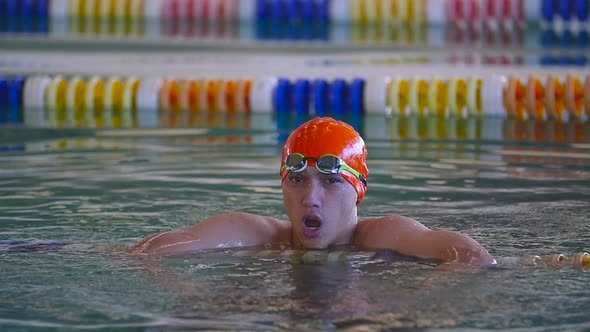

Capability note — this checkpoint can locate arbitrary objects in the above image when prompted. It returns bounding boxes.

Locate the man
[132,117,496,266]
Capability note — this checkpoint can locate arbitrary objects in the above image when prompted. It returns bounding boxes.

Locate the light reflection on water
[0,114,589,330]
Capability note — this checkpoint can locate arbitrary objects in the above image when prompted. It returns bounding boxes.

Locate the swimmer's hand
[355,215,496,266]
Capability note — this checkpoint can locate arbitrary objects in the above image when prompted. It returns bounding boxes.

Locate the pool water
[1,113,589,331]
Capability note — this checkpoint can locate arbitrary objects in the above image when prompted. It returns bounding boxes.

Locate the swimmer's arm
[130,212,291,255]
[355,216,496,266]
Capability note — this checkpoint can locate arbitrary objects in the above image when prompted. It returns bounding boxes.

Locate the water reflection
[364,114,590,144]
[387,114,590,144]
[125,110,526,145]
[1,110,589,330]
[165,249,452,329]
[3,113,590,153]
[287,264,371,324]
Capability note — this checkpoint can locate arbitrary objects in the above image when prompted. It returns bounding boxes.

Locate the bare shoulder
[187,212,290,233]
[355,215,496,265]
[132,212,291,255]
[183,212,291,242]
[184,212,292,247]
[356,215,429,238]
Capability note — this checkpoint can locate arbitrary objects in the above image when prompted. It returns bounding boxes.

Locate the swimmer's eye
[288,175,304,183]
[322,175,344,184]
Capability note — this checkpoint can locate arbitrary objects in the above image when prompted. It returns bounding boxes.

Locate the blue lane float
[8,76,25,123]
[270,0,287,25]
[294,79,310,115]
[287,0,302,25]
[331,78,350,114]
[275,78,292,114]
[36,0,49,33]
[0,76,9,123]
[313,78,330,116]
[318,0,329,23]
[542,0,556,22]
[22,0,35,32]
[301,0,315,22]
[350,78,365,115]
[5,0,21,33]
[256,0,271,21]
[577,0,589,21]
[558,0,573,21]
[270,77,368,115]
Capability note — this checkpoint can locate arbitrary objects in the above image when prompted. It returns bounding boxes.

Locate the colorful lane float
[0,0,588,51]
[503,74,590,122]
[515,252,590,267]
[1,73,589,130]
[0,76,25,124]
[15,75,257,128]
[1,0,587,32]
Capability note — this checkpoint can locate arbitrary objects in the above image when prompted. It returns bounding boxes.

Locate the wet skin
[282,167,358,249]
[132,167,496,266]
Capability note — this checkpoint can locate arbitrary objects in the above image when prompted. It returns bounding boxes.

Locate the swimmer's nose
[302,179,323,208]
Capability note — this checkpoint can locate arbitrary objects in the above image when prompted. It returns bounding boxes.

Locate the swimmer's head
[281,117,369,204]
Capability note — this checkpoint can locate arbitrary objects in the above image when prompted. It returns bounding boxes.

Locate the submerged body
[132,117,495,266]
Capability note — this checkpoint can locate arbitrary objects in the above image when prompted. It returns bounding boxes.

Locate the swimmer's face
[282,166,358,249]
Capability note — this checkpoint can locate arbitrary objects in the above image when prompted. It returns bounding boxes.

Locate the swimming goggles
[282,153,367,186]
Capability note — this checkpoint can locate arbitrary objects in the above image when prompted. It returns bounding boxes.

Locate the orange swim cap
[281,117,369,204]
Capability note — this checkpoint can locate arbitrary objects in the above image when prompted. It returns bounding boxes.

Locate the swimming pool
[1,113,589,331]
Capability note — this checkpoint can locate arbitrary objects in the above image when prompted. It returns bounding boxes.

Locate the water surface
[1,114,589,331]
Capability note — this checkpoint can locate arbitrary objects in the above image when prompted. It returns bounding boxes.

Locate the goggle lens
[284,154,340,174]
[316,156,341,173]
[284,154,304,172]
[282,153,366,185]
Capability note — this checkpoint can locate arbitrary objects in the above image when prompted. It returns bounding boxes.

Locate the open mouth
[302,216,322,238]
